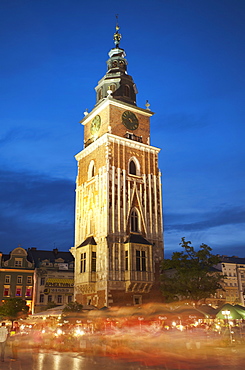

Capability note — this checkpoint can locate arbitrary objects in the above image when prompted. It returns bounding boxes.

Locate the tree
[46,301,59,310]
[161,237,224,303]
[0,298,29,323]
[62,301,83,313]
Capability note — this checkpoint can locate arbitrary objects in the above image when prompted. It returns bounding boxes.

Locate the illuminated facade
[0,247,34,312]
[207,256,245,307]
[71,25,164,308]
[28,248,74,313]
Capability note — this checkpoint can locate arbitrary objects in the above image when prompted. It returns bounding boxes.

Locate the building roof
[124,233,152,245]
[77,236,97,248]
[27,248,74,265]
[219,255,245,265]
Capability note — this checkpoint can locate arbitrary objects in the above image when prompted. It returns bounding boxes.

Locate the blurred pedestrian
[9,322,20,361]
[0,322,8,362]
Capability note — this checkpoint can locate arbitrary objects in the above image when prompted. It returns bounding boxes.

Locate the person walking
[0,322,8,362]
[10,322,20,361]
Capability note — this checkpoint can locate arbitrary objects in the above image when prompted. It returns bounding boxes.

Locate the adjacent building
[205,256,245,307]
[0,247,74,313]
[70,25,164,308]
[0,247,35,312]
[27,248,74,313]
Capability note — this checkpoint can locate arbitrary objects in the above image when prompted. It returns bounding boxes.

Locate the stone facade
[71,31,164,308]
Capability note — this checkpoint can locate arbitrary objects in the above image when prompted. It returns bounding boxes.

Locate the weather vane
[113,14,122,48]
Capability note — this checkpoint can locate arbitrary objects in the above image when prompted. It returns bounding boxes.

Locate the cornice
[75,133,160,161]
[80,97,154,126]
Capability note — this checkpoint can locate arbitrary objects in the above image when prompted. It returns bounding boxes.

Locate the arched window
[129,160,136,175]
[124,85,130,97]
[130,208,139,232]
[88,160,95,179]
[109,84,116,92]
[98,88,103,100]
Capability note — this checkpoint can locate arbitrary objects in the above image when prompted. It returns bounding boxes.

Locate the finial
[145,100,151,110]
[84,108,88,116]
[107,89,113,97]
[113,14,122,48]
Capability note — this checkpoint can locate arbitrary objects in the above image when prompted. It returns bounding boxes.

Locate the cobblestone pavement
[1,347,245,370]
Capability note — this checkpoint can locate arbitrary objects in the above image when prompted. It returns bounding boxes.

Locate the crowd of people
[0,315,245,367]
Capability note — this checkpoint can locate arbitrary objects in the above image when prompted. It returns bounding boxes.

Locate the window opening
[136,250,147,272]
[129,160,136,175]
[98,88,103,100]
[39,294,44,303]
[3,287,10,297]
[14,258,22,267]
[131,209,139,232]
[91,251,96,272]
[25,288,32,297]
[68,296,72,303]
[125,250,128,271]
[124,85,130,97]
[80,253,86,273]
[5,275,10,284]
[16,287,22,297]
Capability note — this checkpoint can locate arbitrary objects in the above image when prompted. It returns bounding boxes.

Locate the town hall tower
[70,25,164,308]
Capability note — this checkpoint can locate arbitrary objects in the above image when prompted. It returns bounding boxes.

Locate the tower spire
[113,14,122,48]
[94,17,137,106]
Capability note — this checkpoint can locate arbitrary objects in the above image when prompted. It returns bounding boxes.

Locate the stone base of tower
[75,280,164,309]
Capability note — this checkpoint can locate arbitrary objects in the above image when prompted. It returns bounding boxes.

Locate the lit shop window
[25,288,32,297]
[15,287,22,297]
[3,287,10,297]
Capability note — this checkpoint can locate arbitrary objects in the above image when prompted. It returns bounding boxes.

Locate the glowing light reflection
[36,351,45,370]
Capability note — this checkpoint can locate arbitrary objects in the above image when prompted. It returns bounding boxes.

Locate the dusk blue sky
[1,0,244,258]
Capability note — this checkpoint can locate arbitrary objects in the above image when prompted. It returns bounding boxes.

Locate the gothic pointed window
[129,157,140,176]
[88,160,95,179]
[130,208,139,232]
[129,160,136,175]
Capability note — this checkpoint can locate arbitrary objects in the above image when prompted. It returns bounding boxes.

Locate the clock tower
[70,25,164,308]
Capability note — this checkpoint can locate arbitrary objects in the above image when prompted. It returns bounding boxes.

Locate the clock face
[90,115,101,135]
[122,111,139,130]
